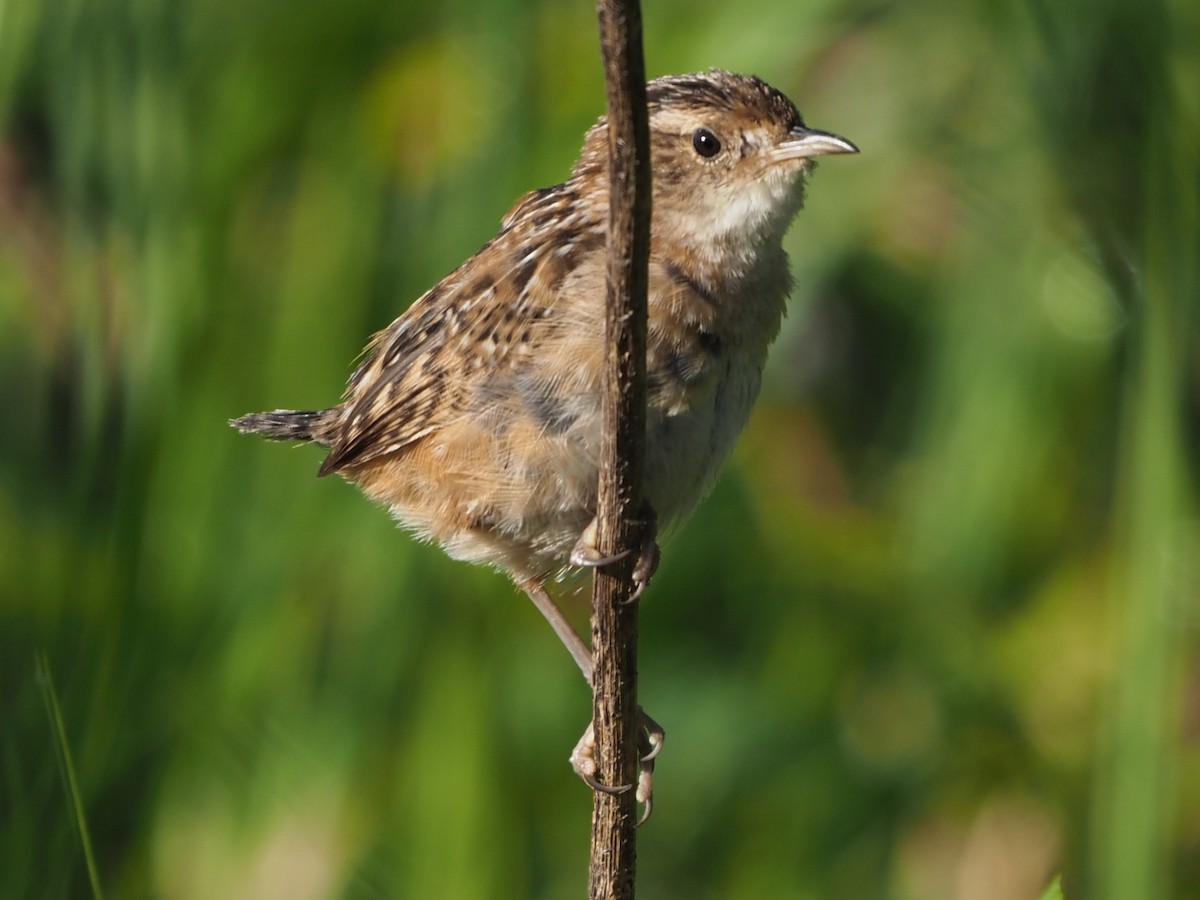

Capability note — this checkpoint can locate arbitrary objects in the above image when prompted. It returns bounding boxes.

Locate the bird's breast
[642,341,766,532]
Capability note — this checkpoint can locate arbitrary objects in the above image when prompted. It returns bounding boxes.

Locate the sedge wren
[233,69,857,815]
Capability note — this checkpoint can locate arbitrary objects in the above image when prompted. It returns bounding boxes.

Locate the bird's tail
[230,409,332,446]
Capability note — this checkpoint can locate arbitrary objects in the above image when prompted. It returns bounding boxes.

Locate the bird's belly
[354,353,762,577]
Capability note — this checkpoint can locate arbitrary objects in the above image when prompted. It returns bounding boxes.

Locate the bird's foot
[569,708,665,825]
[569,506,660,601]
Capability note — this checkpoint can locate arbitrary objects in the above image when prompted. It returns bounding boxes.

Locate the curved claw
[629,537,660,599]
[572,506,661,604]
[571,519,626,569]
[636,794,653,827]
[571,723,635,794]
[639,711,666,763]
[580,770,632,795]
[633,708,661,823]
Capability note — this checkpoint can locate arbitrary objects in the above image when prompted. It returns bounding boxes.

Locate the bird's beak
[773,126,859,160]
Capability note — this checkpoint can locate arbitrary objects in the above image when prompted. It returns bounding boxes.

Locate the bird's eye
[692,128,722,158]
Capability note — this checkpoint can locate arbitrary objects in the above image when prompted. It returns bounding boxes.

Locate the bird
[232,68,857,818]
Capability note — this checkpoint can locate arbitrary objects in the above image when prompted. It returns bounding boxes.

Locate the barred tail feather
[230,409,330,445]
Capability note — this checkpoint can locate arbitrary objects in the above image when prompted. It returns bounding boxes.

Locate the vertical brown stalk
[587,0,651,897]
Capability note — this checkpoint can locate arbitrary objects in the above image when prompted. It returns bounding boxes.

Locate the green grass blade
[37,652,105,900]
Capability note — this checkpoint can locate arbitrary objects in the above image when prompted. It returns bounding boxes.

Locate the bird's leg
[568,504,660,601]
[517,574,664,822]
[518,575,594,685]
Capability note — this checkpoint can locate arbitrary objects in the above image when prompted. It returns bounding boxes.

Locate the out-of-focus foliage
[1,0,1196,897]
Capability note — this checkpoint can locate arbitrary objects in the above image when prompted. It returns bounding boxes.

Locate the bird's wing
[319,185,602,475]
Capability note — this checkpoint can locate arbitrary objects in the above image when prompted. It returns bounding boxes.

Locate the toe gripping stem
[570,708,665,826]
[570,503,660,602]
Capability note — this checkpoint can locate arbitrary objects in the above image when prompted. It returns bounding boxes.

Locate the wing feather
[319,185,591,475]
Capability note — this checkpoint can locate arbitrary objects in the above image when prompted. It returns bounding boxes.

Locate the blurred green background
[2,0,1197,897]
